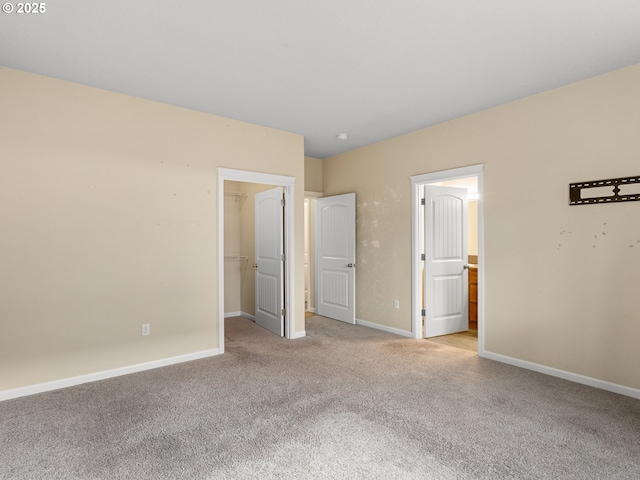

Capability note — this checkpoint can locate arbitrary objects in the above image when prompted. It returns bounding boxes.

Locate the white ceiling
[2,1,640,158]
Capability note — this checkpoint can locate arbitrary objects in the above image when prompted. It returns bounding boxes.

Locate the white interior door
[255,187,284,336]
[423,185,468,338]
[316,193,356,324]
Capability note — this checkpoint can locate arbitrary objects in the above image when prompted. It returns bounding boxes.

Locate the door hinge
[421,198,425,205]
[281,198,285,207]
[281,253,286,261]
[421,309,426,317]
[421,253,425,261]
[281,308,286,317]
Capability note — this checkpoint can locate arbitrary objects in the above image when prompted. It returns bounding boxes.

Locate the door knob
[347,263,357,268]
[463,264,469,270]
[253,263,258,268]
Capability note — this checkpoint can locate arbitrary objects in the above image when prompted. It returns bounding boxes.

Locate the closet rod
[224,191,247,198]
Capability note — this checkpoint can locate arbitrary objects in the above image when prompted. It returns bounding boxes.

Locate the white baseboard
[356,318,413,338]
[482,350,640,400]
[290,330,306,339]
[306,307,316,314]
[0,348,221,402]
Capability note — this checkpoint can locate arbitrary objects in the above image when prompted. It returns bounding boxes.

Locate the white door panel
[424,186,468,338]
[316,193,356,324]
[255,187,284,336]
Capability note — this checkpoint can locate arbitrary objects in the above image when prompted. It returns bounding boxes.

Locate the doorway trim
[218,168,297,353]
[410,164,485,355]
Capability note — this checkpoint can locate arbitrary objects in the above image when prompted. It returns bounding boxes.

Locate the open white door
[316,193,356,324]
[423,186,468,338]
[255,187,284,336]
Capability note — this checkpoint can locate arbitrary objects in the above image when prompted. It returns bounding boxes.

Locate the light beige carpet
[1,316,638,479]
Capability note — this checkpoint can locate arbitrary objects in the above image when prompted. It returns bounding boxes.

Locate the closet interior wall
[224,181,244,316]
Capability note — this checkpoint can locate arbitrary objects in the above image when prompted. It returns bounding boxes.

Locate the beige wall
[304,156,323,192]
[0,67,304,391]
[323,63,640,390]
[223,181,244,314]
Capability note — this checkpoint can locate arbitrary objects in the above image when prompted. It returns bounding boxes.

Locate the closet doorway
[217,168,296,353]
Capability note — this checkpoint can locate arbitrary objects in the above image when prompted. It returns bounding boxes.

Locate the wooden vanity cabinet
[468,265,478,329]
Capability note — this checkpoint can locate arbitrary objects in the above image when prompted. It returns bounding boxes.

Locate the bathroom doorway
[411,165,484,355]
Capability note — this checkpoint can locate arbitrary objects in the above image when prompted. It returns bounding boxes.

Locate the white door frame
[410,164,484,356]
[218,168,296,353]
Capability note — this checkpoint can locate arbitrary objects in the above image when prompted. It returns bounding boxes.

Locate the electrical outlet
[141,323,150,336]
[394,300,400,309]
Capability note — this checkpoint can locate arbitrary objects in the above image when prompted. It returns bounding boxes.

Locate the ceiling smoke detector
[336,133,348,140]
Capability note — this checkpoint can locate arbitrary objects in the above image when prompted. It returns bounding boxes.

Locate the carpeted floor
[1,315,639,479]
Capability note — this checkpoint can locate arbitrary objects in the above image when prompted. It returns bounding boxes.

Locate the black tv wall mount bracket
[569,175,640,206]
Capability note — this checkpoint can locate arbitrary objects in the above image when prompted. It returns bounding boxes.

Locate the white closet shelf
[224,255,249,261]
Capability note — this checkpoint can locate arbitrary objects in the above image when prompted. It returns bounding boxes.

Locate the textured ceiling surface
[2,1,640,158]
